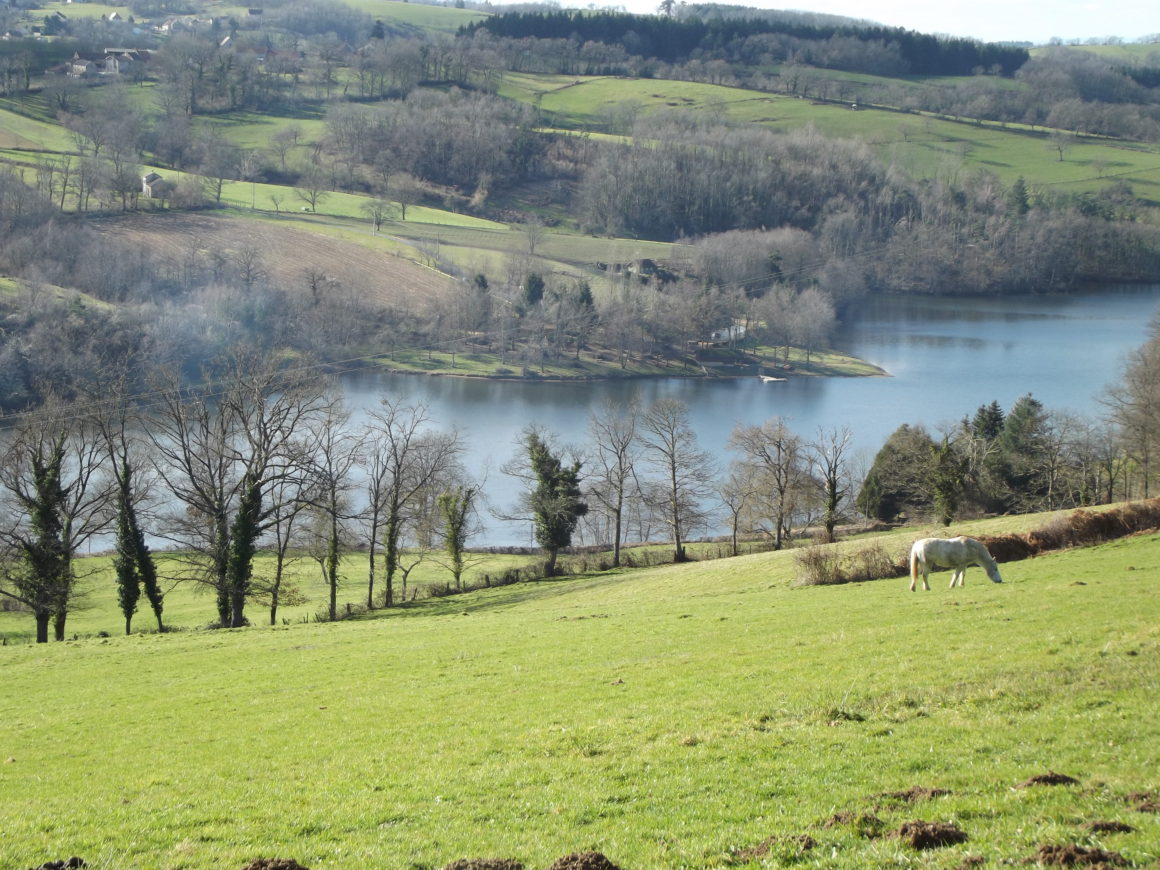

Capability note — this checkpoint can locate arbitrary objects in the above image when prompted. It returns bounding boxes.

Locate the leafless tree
[363,397,462,606]
[730,418,809,550]
[300,398,363,622]
[639,398,716,562]
[719,461,760,557]
[391,172,422,221]
[255,471,311,626]
[1104,318,1160,497]
[146,354,329,628]
[585,397,641,566]
[806,425,854,543]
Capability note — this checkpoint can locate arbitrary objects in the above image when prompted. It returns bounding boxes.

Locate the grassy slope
[0,517,1156,869]
[343,0,488,32]
[1029,43,1160,62]
[505,74,1160,199]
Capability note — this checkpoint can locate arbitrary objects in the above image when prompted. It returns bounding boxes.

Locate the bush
[1116,497,1160,532]
[976,533,1036,562]
[846,541,898,582]
[795,544,844,586]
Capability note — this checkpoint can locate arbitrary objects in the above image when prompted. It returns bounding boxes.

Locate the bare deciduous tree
[806,425,854,543]
[639,398,715,563]
[147,354,328,628]
[364,397,462,606]
[1105,319,1160,497]
[730,417,808,550]
[300,398,362,622]
[585,397,640,567]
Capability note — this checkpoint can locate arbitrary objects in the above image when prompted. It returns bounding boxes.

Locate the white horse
[909,536,1003,591]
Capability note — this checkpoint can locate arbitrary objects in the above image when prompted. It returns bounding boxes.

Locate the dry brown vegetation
[89,212,455,311]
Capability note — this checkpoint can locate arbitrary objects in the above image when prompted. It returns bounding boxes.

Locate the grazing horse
[909,536,1003,591]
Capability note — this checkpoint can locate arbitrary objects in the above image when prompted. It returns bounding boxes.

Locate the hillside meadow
[506,74,1160,199]
[0,518,1156,869]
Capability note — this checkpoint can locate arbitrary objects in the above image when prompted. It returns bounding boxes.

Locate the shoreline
[357,349,891,383]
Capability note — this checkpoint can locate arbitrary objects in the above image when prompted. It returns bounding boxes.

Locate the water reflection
[344,286,1160,545]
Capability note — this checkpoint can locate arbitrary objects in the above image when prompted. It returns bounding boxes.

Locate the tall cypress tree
[113,498,140,636]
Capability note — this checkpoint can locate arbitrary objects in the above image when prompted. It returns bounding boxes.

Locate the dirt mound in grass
[1026,844,1127,866]
[731,834,816,861]
[1127,791,1158,812]
[876,786,952,803]
[1083,821,1134,834]
[239,860,310,870]
[821,811,886,837]
[28,860,86,870]
[443,860,523,870]
[545,852,622,870]
[1018,771,1080,787]
[895,820,968,850]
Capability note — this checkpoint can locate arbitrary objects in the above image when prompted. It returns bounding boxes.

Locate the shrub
[1117,497,1160,532]
[846,541,898,582]
[977,533,1036,563]
[795,544,844,586]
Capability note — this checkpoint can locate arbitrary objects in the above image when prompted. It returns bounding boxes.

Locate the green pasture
[0,516,1156,869]
[343,0,488,33]
[509,73,1160,195]
[22,0,132,21]
[1029,42,1160,61]
[0,549,543,644]
[0,103,75,152]
[202,109,329,153]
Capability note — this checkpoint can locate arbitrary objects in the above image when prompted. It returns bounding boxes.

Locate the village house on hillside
[141,172,175,200]
[48,49,152,78]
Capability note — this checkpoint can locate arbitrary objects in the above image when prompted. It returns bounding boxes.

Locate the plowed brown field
[89,211,455,310]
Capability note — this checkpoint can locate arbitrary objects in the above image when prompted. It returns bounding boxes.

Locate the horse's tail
[909,544,919,584]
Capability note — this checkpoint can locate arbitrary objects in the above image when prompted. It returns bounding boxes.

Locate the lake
[345,285,1160,545]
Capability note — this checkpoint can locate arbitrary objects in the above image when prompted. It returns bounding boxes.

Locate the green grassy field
[504,74,1160,197]
[1029,43,1160,62]
[345,0,488,33]
[0,515,1156,869]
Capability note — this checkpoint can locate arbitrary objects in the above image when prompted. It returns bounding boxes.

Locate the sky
[593,0,1159,46]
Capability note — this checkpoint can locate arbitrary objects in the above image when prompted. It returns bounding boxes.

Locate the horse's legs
[909,568,929,591]
[950,568,964,587]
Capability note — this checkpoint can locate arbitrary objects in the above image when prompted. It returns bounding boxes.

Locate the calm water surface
[346,286,1160,544]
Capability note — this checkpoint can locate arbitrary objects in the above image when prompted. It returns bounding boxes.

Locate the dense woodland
[466,9,1031,75]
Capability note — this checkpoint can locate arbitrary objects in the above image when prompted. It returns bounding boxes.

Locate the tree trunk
[35,612,50,644]
[327,525,339,622]
[383,511,401,607]
[53,609,66,642]
[612,497,623,568]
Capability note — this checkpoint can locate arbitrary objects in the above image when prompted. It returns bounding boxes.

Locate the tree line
[463,9,1029,76]
[4,317,1159,643]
